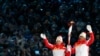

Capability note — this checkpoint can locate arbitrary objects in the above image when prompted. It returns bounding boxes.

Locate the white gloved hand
[67,45,71,52]
[40,33,46,39]
[86,25,92,33]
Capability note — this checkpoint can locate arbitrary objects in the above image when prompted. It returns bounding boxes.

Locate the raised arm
[86,25,94,46]
[40,33,54,49]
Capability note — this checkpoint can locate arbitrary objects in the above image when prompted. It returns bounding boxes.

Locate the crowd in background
[0,0,100,56]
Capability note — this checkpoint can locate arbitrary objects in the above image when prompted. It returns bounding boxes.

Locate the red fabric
[43,38,54,49]
[66,51,71,56]
[86,32,94,46]
[71,32,94,54]
[43,38,70,56]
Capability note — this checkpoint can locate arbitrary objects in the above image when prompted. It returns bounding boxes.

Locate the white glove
[67,45,71,52]
[40,33,46,39]
[86,25,92,33]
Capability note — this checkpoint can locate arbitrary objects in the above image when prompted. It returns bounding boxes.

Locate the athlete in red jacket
[67,25,94,56]
[40,34,70,56]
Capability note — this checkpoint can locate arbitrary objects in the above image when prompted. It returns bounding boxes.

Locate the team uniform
[40,34,70,56]
[68,25,94,56]
[43,38,70,56]
[71,32,94,56]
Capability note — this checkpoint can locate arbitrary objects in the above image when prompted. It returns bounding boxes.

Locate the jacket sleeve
[65,51,71,56]
[66,45,75,56]
[86,32,94,46]
[71,47,75,54]
[43,38,54,49]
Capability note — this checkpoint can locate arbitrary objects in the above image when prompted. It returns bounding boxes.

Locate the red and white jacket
[71,32,94,56]
[43,38,70,56]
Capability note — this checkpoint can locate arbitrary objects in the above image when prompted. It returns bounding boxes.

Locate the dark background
[0,0,100,56]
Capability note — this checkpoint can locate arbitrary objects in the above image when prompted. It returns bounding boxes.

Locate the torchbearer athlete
[67,25,94,56]
[40,34,70,56]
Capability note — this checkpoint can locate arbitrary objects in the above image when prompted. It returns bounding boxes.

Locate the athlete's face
[79,36,86,40]
[56,36,63,45]
[56,40,62,45]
